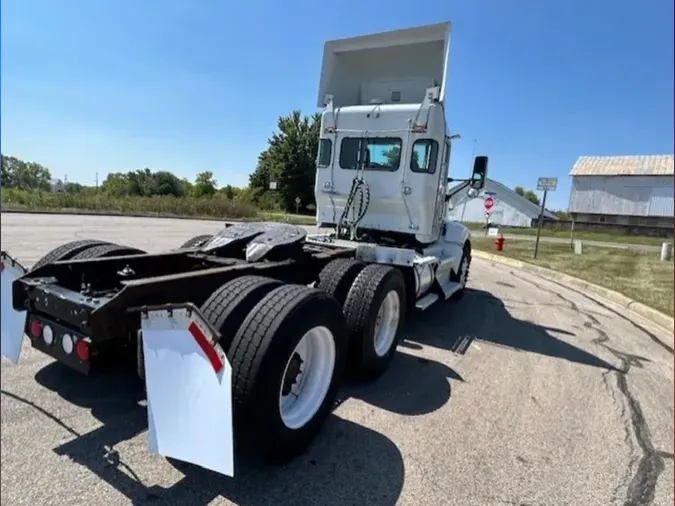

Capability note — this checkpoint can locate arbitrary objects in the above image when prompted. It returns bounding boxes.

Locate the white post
[660,242,672,262]
[574,240,583,255]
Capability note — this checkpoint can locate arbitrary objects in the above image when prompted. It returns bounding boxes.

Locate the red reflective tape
[188,321,224,374]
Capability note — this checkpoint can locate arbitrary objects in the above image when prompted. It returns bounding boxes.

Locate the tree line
[0,110,322,214]
[1,111,567,218]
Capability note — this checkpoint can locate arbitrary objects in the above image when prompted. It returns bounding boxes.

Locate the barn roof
[569,155,674,177]
[448,178,557,220]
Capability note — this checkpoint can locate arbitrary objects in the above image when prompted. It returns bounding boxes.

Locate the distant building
[447,178,556,228]
[568,155,674,229]
[49,179,65,193]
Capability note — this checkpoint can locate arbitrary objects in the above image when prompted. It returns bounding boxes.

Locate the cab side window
[317,139,332,168]
[410,139,439,174]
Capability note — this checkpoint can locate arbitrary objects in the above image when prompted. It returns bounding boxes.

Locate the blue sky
[1,0,673,210]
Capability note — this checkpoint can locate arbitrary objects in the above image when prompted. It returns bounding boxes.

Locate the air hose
[337,175,370,240]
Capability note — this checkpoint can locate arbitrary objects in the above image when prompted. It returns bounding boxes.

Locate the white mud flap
[1,252,28,364]
[140,306,234,477]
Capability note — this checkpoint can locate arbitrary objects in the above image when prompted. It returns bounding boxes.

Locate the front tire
[229,285,348,464]
[450,243,471,301]
[342,264,407,379]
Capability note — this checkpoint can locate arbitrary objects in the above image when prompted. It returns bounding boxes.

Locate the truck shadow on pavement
[404,288,617,372]
[30,286,613,506]
[34,361,406,506]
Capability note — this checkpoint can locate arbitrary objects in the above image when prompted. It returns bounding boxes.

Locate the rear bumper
[26,314,92,374]
[2,251,236,478]
[1,251,92,373]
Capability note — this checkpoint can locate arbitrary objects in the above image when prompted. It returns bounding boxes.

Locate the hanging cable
[337,137,371,240]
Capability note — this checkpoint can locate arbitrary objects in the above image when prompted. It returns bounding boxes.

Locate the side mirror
[467,188,479,198]
[470,155,488,190]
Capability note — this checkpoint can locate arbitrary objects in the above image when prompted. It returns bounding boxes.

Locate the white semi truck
[0,21,487,477]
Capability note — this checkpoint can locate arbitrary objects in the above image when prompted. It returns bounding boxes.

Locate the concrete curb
[473,249,674,334]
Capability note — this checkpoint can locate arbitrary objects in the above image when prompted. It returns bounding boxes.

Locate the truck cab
[313,22,465,245]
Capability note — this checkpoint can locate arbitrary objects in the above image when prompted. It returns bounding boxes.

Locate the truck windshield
[339,137,402,171]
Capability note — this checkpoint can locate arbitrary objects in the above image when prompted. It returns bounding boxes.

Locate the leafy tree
[179,177,194,197]
[1,155,51,190]
[193,171,217,197]
[65,182,85,193]
[524,190,540,206]
[148,170,184,197]
[249,110,321,212]
[101,172,132,196]
[514,185,540,205]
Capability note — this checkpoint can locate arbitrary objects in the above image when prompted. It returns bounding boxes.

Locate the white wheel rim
[279,325,336,430]
[459,257,469,288]
[373,290,401,357]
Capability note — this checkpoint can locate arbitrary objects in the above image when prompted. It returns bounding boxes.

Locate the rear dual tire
[178,234,213,249]
[317,259,407,379]
[31,239,111,270]
[200,278,347,465]
[31,239,146,270]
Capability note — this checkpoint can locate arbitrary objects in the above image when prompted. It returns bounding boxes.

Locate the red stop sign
[484,197,494,210]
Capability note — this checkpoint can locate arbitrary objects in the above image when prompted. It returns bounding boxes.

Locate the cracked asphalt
[1,213,673,506]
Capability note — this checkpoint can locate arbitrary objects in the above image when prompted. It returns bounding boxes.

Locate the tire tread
[71,243,145,259]
[316,258,365,306]
[200,275,282,351]
[31,239,112,270]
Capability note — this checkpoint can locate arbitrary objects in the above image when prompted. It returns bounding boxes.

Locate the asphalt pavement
[1,213,673,506]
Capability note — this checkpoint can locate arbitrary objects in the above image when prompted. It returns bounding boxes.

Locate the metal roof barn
[568,155,674,227]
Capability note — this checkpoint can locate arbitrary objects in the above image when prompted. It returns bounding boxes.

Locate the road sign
[536,177,558,192]
[484,196,494,210]
[295,197,301,205]
[533,177,556,259]
[269,181,278,190]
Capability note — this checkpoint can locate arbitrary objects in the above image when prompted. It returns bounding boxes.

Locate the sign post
[483,196,494,237]
[533,177,557,259]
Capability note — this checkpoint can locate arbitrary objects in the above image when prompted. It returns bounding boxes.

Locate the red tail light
[75,340,90,361]
[29,320,43,338]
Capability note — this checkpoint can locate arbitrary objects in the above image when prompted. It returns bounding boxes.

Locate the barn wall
[569,175,674,217]
[447,197,532,227]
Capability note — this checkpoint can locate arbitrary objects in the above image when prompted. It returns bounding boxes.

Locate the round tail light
[42,325,54,345]
[29,320,43,338]
[75,340,90,361]
[62,334,74,355]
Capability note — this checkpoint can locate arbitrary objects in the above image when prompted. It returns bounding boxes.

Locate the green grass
[473,237,674,316]
[1,188,317,225]
[464,222,669,246]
